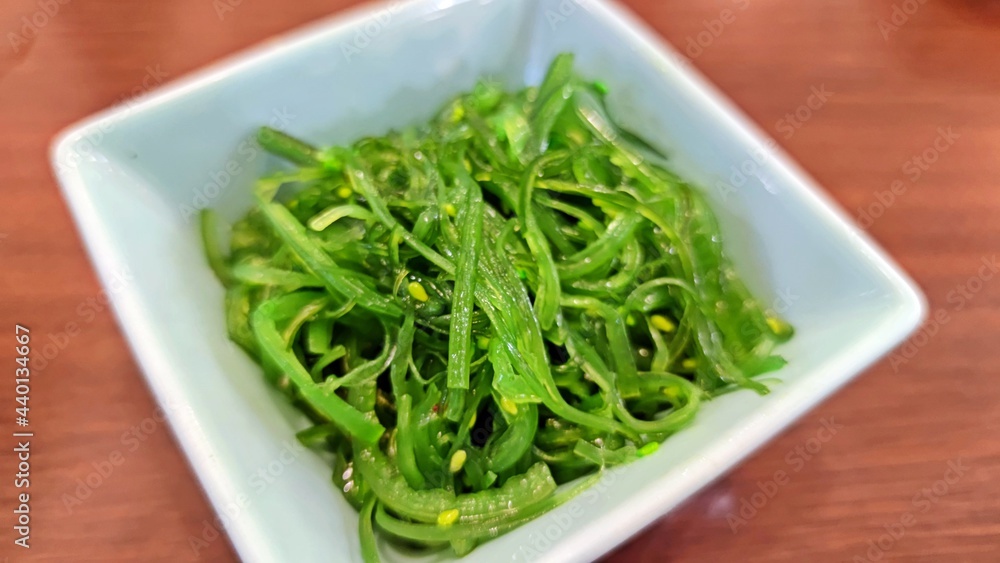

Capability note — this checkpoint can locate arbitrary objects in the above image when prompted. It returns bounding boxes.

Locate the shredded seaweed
[202,54,792,561]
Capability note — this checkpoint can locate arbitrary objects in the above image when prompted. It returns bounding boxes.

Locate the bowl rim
[49,0,927,561]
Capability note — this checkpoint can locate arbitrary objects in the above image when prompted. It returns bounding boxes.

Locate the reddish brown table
[2,0,999,561]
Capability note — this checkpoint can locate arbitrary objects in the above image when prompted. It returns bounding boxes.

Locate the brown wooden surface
[2,0,999,561]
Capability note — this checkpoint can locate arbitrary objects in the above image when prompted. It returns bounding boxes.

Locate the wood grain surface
[1,0,999,561]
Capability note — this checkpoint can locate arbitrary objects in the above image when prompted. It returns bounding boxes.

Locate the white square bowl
[51,0,925,561]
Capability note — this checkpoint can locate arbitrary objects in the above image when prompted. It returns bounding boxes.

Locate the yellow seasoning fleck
[650,314,676,333]
[474,172,491,182]
[477,336,491,350]
[468,412,477,429]
[437,509,460,527]
[766,316,792,337]
[663,387,680,402]
[636,442,659,458]
[408,281,430,302]
[681,358,697,370]
[450,104,465,123]
[443,204,457,217]
[625,314,636,327]
[450,450,467,473]
[500,397,518,415]
[336,186,353,199]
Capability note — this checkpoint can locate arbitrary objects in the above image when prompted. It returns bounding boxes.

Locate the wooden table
[2,0,998,561]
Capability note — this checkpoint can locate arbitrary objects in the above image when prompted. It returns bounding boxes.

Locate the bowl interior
[53,0,923,561]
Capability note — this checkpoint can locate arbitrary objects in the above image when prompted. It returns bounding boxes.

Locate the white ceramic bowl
[51,0,925,561]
